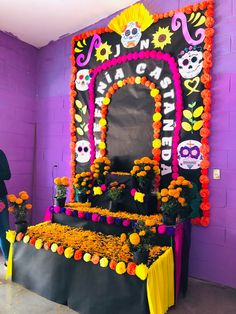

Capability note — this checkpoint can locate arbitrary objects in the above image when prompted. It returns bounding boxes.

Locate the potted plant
[73,172,92,203]
[7,191,32,233]
[160,176,194,225]
[130,157,159,194]
[90,156,111,186]
[54,176,69,207]
[124,220,156,264]
[107,181,126,212]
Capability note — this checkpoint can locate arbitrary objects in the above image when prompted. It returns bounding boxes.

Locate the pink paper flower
[106,216,115,225]
[78,211,85,219]
[0,201,5,213]
[65,208,72,216]
[158,225,166,234]
[92,213,100,222]
[101,184,107,192]
[130,188,137,197]
[54,206,60,214]
[122,219,130,227]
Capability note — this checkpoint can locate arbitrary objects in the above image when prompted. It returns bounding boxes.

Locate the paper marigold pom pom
[129,233,140,245]
[152,139,161,148]
[16,232,24,241]
[153,112,162,122]
[158,225,166,234]
[57,245,64,255]
[99,118,107,127]
[127,262,136,276]
[135,263,149,280]
[117,80,124,87]
[100,257,109,268]
[91,254,100,265]
[29,237,36,246]
[74,250,83,260]
[64,247,74,259]
[109,260,117,270]
[116,262,126,275]
[51,243,58,253]
[103,97,110,105]
[35,239,43,250]
[150,88,159,97]
[23,235,30,244]
[44,242,51,250]
[83,253,91,262]
[99,142,106,149]
[135,76,141,84]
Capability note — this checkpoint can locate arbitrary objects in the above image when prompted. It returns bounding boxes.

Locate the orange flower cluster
[8,191,32,218]
[90,156,111,184]
[66,202,163,225]
[131,157,160,177]
[73,172,93,195]
[18,222,169,278]
[54,177,69,186]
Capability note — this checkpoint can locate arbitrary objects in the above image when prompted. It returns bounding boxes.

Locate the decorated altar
[10,1,214,314]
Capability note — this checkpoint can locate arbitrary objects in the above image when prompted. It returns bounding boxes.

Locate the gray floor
[1,257,236,314]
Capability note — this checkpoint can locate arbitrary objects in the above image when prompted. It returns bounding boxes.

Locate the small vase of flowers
[54,176,69,207]
[90,157,111,186]
[107,181,126,212]
[73,172,92,203]
[7,191,32,233]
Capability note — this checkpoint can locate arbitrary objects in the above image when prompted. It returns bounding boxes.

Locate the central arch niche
[106,83,155,172]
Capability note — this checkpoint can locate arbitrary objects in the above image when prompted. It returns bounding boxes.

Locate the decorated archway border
[69,1,214,227]
[87,50,183,183]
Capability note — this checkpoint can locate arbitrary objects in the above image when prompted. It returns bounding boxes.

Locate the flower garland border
[88,50,183,182]
[70,0,214,226]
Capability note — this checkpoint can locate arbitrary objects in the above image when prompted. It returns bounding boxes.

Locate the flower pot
[15,221,28,234]
[75,194,88,203]
[133,250,149,264]
[163,214,177,226]
[54,197,66,207]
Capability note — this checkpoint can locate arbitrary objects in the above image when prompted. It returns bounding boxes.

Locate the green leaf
[188,102,196,108]
[183,110,192,120]
[193,120,203,131]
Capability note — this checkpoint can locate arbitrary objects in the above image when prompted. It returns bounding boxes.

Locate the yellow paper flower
[103,97,110,105]
[23,235,30,244]
[51,243,58,253]
[83,253,91,262]
[135,263,149,280]
[35,239,43,250]
[152,26,173,50]
[134,191,145,203]
[150,88,159,97]
[99,142,106,149]
[99,118,107,127]
[153,112,162,122]
[117,80,124,87]
[64,247,74,259]
[93,187,103,195]
[95,42,112,62]
[116,262,126,275]
[152,139,161,149]
[100,257,109,268]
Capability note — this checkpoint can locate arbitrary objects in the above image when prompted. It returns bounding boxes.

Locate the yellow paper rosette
[35,239,43,250]
[116,262,126,275]
[23,235,30,244]
[51,243,58,253]
[99,257,109,268]
[83,253,91,262]
[64,247,74,259]
[135,263,149,280]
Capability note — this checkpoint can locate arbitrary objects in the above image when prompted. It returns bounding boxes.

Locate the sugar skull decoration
[75,69,91,91]
[75,140,91,163]
[121,22,142,48]
[177,140,202,170]
[108,3,153,49]
[177,46,203,79]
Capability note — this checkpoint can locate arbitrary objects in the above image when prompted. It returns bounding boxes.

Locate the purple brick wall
[0,31,37,224]
[0,0,235,288]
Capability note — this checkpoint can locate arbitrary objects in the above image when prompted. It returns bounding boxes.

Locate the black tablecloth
[13,242,149,314]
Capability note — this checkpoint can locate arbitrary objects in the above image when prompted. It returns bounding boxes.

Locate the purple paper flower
[115,218,122,225]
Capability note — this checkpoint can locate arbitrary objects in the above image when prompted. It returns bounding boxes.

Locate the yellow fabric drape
[5,230,16,280]
[147,247,174,314]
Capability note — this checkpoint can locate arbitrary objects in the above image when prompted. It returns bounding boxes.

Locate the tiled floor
[1,257,236,314]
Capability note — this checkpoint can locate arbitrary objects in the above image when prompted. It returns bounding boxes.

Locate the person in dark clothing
[0,149,11,263]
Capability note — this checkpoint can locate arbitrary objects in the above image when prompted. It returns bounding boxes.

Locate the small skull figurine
[121,21,142,48]
[177,46,203,79]
[75,69,91,91]
[75,140,91,163]
[177,140,202,170]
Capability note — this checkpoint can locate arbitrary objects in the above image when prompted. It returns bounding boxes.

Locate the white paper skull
[177,140,202,170]
[75,69,91,91]
[75,140,91,163]
[178,46,203,79]
[121,21,142,48]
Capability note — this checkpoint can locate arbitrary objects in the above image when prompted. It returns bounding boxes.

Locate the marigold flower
[15,198,23,205]
[20,193,29,201]
[109,260,117,270]
[122,244,130,253]
[54,177,61,185]
[145,219,156,227]
[57,245,64,255]
[25,204,32,210]
[129,233,140,246]
[116,262,126,275]
[120,233,127,242]
[127,262,136,275]
[64,247,74,258]
[8,206,14,213]
[91,254,100,265]
[162,196,169,203]
[160,189,168,197]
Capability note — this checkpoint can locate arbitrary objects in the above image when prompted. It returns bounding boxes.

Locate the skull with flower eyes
[75,140,91,163]
[177,140,202,170]
[121,21,142,48]
[177,46,203,79]
[75,69,91,91]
